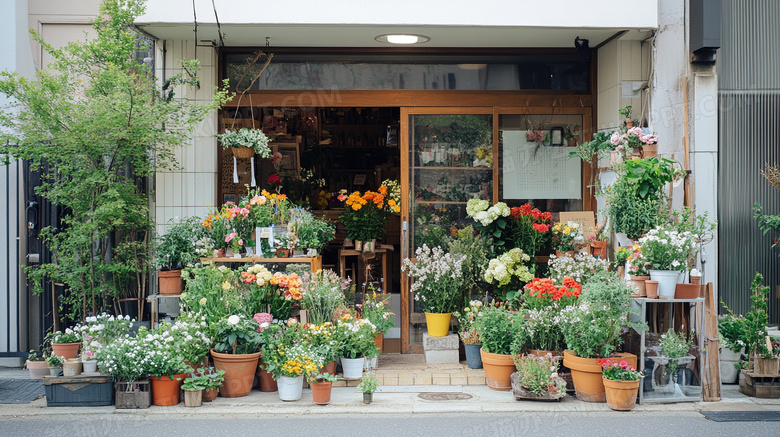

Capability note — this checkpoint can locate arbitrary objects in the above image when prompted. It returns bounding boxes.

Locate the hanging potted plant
[211,315,263,398]
[600,358,643,410]
[402,244,465,337]
[216,126,272,160]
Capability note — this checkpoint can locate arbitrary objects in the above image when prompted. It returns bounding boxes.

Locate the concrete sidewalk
[2,366,778,417]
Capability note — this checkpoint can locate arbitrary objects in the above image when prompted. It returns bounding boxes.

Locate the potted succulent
[46,354,65,377]
[155,217,205,295]
[401,244,466,336]
[358,371,379,404]
[600,358,643,410]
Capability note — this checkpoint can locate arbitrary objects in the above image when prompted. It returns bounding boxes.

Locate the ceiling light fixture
[375,34,430,45]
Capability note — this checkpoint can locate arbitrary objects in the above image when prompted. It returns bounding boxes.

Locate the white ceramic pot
[649,270,679,299]
[82,359,98,373]
[277,375,303,401]
[719,347,744,384]
[341,357,364,379]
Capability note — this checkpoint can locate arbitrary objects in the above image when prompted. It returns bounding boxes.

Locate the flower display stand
[422,333,459,364]
[739,371,780,398]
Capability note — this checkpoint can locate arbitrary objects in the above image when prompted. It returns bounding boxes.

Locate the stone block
[414,375,432,385]
[450,375,468,385]
[398,376,415,385]
[422,333,459,351]
[432,376,451,385]
[383,376,399,386]
[424,349,460,364]
[467,375,486,385]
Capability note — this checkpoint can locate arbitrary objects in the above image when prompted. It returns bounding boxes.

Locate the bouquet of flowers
[638,227,696,271]
[547,253,609,285]
[484,248,534,302]
[402,244,465,314]
[466,200,551,258]
[338,187,392,241]
[453,300,484,345]
[551,221,585,253]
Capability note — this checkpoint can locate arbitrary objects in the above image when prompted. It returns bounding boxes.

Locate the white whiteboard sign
[502,130,582,200]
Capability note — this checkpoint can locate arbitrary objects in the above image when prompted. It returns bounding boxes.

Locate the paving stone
[467,375,486,385]
[414,375,432,385]
[450,375,468,385]
[332,380,347,387]
[382,376,399,386]
[398,376,414,385]
[432,376,451,385]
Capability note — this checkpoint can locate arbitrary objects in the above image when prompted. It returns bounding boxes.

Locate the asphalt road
[0,411,776,437]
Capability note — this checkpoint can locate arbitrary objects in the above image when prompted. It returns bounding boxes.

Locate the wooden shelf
[322,124,387,129]
[413,166,491,170]
[414,200,468,205]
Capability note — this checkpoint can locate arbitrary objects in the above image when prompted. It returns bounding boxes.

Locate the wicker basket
[231,145,255,159]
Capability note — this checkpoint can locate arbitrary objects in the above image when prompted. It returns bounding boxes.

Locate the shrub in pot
[559,272,646,402]
[474,303,525,391]
[212,315,263,398]
[155,217,206,295]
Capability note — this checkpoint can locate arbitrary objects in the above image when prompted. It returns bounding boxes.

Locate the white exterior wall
[597,38,651,131]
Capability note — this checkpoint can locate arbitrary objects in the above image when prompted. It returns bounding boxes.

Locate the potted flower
[466,200,551,260]
[599,358,643,410]
[46,329,81,359]
[309,371,338,405]
[612,247,632,279]
[510,354,567,401]
[453,300,484,369]
[551,221,585,256]
[291,211,335,256]
[361,284,395,356]
[559,272,645,402]
[338,187,393,250]
[216,127,272,159]
[333,314,379,379]
[521,278,581,356]
[211,315,263,398]
[46,354,65,377]
[141,325,188,406]
[25,350,48,379]
[658,329,694,388]
[99,334,151,409]
[546,252,609,286]
[473,303,525,391]
[402,244,465,336]
[300,270,348,326]
[225,232,244,258]
[483,248,535,304]
[638,227,695,298]
[155,217,206,295]
[625,243,651,296]
[358,371,379,404]
[260,323,323,402]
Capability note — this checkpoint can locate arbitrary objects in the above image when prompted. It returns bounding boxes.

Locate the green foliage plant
[155,217,207,271]
[473,303,524,355]
[357,371,379,394]
[448,226,492,301]
[744,273,777,361]
[512,354,567,398]
[0,0,229,319]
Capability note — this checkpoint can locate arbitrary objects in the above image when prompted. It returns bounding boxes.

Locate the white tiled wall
[154,40,219,235]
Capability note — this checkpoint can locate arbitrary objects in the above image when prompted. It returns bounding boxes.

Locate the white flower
[227,315,240,326]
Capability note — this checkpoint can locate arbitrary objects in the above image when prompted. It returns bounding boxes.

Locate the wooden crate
[739,372,780,398]
[43,375,114,407]
[115,380,151,409]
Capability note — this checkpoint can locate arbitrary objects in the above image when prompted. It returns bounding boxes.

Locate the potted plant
[546,253,609,287]
[301,321,342,380]
[483,248,535,304]
[216,126,272,159]
[743,274,780,375]
[291,211,335,255]
[182,373,207,407]
[46,329,81,359]
[309,371,338,405]
[25,350,48,379]
[100,334,151,409]
[473,303,525,391]
[510,354,567,401]
[521,278,581,356]
[564,125,581,147]
[155,217,206,295]
[625,243,651,296]
[141,325,188,406]
[638,227,695,299]
[718,307,747,383]
[551,221,585,256]
[333,314,379,379]
[199,367,226,402]
[466,200,551,261]
[401,244,465,336]
[599,358,643,410]
[46,354,65,377]
[211,315,263,398]
[453,300,484,369]
[338,187,393,248]
[358,371,379,404]
[300,270,348,326]
[361,284,395,356]
[559,272,645,402]
[658,329,694,389]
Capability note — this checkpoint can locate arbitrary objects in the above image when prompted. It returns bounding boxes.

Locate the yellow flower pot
[424,312,452,337]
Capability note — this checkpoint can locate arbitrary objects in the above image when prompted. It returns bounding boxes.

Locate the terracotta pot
[183,388,202,407]
[610,352,638,370]
[321,361,338,377]
[567,138,578,147]
[373,333,384,353]
[629,275,650,296]
[675,283,701,300]
[690,276,701,285]
[311,380,333,405]
[527,349,562,359]
[641,144,658,158]
[257,358,278,392]
[51,342,80,360]
[555,250,575,258]
[645,280,659,299]
[480,349,515,391]
[158,269,184,295]
[26,360,49,379]
[603,377,640,410]
[211,349,261,398]
[276,248,290,258]
[424,312,452,337]
[150,374,185,406]
[562,350,606,402]
[202,388,218,402]
[590,241,607,258]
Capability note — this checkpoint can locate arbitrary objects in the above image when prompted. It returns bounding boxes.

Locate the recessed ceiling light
[375,34,430,45]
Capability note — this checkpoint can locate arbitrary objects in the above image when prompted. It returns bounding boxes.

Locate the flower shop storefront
[218,49,596,353]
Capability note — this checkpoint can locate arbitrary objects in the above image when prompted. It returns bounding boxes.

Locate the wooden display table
[338,245,393,294]
[199,255,322,272]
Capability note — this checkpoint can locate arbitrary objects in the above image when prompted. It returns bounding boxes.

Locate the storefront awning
[135,0,658,48]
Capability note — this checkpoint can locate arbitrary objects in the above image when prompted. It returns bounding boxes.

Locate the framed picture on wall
[271,142,300,177]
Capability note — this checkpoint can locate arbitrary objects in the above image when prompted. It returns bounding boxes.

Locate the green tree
[0,0,229,319]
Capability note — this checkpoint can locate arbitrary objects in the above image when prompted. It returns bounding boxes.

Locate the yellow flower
[394,206,400,213]
[221,281,231,290]
[199,298,207,305]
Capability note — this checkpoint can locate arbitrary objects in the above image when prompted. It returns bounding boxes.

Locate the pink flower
[550,372,558,379]
[610,132,622,146]
[238,239,243,246]
[225,232,237,243]
[619,360,628,368]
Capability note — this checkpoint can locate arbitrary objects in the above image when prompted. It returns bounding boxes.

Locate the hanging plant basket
[231,145,256,159]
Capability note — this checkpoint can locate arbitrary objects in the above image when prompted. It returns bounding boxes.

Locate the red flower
[510,207,522,220]
[520,204,533,215]
[268,174,281,184]
[532,223,550,233]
